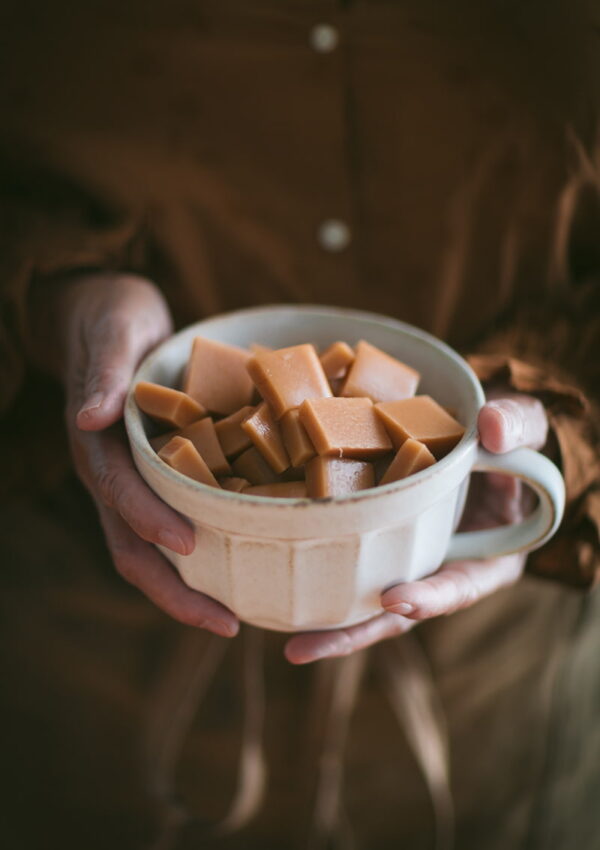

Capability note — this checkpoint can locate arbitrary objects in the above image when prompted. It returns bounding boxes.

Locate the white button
[318,219,351,252]
[309,24,339,53]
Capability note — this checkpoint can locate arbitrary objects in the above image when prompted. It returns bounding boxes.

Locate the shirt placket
[292,2,362,304]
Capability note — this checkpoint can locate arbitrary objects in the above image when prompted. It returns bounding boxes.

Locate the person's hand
[33,271,239,637]
[284,394,548,664]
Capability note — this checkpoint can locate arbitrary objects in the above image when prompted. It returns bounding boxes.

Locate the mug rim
[125,304,485,509]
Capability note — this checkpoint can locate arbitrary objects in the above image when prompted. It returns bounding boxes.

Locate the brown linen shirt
[0,0,598,583]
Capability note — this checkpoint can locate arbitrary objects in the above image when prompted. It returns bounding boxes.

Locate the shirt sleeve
[466,271,600,589]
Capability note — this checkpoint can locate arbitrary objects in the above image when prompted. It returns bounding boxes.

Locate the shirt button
[318,219,351,252]
[309,23,339,54]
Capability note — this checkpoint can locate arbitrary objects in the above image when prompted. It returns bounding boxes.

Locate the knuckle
[448,571,480,613]
[87,364,126,397]
[96,464,123,508]
[420,578,450,617]
[337,630,356,656]
[501,398,527,442]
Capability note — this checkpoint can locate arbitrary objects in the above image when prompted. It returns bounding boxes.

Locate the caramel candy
[178,418,231,475]
[299,397,392,459]
[244,481,308,498]
[149,430,177,452]
[214,405,254,458]
[340,341,420,403]
[373,452,395,484]
[149,419,230,474]
[242,402,290,474]
[135,382,205,429]
[250,343,272,354]
[247,344,332,419]
[158,436,220,487]
[184,337,255,416]
[281,466,306,482]
[280,408,316,467]
[375,395,465,457]
[231,446,279,485]
[379,439,436,485]
[319,341,355,379]
[305,457,375,498]
[219,476,250,492]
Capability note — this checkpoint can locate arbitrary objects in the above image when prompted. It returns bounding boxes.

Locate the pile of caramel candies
[135,338,465,498]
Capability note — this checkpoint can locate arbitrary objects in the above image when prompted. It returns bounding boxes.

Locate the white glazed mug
[125,305,565,632]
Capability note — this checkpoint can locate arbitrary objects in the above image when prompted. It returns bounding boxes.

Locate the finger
[486,471,522,503]
[459,472,523,530]
[99,506,239,636]
[85,426,195,555]
[478,395,548,453]
[74,283,171,431]
[75,318,153,431]
[284,612,415,665]
[381,553,525,621]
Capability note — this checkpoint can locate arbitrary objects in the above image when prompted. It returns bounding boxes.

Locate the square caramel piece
[149,430,178,453]
[247,344,332,419]
[319,341,355,379]
[135,382,206,429]
[379,439,436,485]
[177,418,231,475]
[149,419,230,475]
[299,397,392,459]
[231,446,280,485]
[340,340,420,403]
[241,402,290,474]
[280,408,316,467]
[375,395,465,457]
[218,476,250,492]
[184,337,255,416]
[158,436,220,488]
[306,457,375,498]
[214,405,255,458]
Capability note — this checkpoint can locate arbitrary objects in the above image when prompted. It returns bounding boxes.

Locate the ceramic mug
[125,305,565,632]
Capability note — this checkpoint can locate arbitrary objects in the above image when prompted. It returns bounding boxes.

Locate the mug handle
[445,446,565,562]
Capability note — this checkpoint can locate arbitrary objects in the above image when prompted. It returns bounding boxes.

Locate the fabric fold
[467,346,600,588]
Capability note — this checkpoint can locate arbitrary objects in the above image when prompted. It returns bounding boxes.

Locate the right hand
[40,271,239,637]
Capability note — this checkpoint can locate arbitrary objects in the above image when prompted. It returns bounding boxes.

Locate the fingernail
[204,619,238,638]
[388,602,414,616]
[157,529,188,555]
[78,392,104,417]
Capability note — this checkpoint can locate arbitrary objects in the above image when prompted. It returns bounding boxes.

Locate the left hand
[285,394,548,664]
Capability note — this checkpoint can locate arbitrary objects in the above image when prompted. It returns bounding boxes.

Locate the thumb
[71,280,172,431]
[75,319,142,431]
